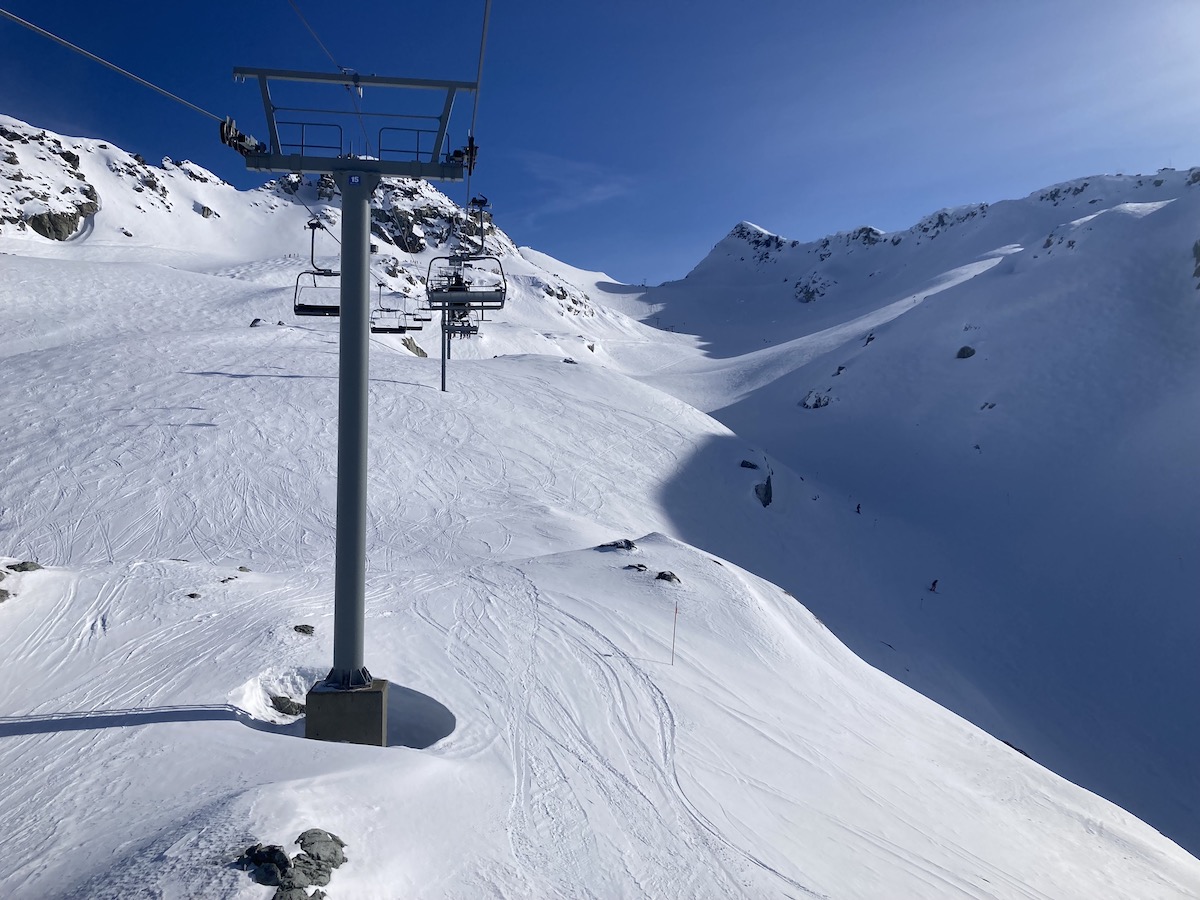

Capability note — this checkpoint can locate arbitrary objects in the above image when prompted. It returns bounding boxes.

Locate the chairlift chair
[425,254,507,311]
[369,281,425,334]
[445,319,480,337]
[370,301,427,334]
[370,309,409,334]
[293,218,341,317]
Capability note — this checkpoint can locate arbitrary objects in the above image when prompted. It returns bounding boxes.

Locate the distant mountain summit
[692,169,1200,300]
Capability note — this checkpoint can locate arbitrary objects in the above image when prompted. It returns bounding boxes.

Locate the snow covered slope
[607,172,1200,858]
[1,116,1198,898]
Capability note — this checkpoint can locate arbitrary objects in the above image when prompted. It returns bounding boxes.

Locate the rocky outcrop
[401,336,428,358]
[236,829,348,899]
[800,390,832,409]
[754,474,773,507]
[1,121,102,240]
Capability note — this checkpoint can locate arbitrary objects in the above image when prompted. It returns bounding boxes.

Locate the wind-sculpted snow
[1,116,1199,896]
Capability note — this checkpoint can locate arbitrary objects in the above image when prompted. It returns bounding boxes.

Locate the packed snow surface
[2,115,1198,898]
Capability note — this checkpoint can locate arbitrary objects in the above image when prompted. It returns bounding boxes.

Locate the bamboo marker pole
[670,601,679,665]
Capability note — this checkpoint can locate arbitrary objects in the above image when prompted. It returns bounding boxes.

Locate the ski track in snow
[416,562,820,898]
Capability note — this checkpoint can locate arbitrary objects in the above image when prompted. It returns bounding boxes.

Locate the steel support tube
[328,170,380,688]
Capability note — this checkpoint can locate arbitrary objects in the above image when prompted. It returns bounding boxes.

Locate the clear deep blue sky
[3,0,1199,284]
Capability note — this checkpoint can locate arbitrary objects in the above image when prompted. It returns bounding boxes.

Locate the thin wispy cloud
[507,150,636,228]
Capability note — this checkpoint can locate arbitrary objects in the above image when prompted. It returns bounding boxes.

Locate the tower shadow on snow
[0,686,455,750]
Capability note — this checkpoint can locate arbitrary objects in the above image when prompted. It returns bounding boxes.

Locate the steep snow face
[597,169,1200,857]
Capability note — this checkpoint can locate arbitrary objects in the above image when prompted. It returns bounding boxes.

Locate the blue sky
[3,0,1200,284]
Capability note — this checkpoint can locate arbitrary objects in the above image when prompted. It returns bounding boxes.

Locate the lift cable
[283,0,372,156]
[285,0,339,69]
[0,7,224,124]
[461,0,493,242]
[469,0,492,140]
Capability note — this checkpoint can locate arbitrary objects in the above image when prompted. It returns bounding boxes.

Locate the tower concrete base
[305,679,389,747]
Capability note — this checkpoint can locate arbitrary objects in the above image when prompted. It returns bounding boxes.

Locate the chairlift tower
[224,25,489,744]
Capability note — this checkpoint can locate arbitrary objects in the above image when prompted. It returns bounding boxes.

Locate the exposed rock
[624,563,648,572]
[236,829,346,899]
[238,565,251,572]
[956,346,977,359]
[250,318,265,327]
[800,390,832,409]
[0,589,9,603]
[237,843,292,886]
[755,474,773,507]
[597,539,636,551]
[739,460,759,469]
[655,571,680,583]
[271,696,306,716]
[401,336,428,358]
[1002,739,1032,759]
[562,357,577,364]
[294,624,315,635]
[848,225,885,245]
[186,592,201,599]
[297,829,346,869]
[370,222,395,246]
[9,561,42,572]
[317,174,338,201]
[26,209,84,241]
[276,890,325,900]
[912,203,989,237]
[199,205,216,218]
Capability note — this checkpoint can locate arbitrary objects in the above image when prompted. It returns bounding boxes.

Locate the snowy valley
[1,114,1199,899]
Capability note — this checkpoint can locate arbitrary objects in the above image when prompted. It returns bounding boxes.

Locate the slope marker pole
[670,601,679,665]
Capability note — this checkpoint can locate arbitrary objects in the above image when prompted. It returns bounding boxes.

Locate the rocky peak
[0,118,101,240]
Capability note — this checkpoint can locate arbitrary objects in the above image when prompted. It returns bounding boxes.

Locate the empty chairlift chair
[370,281,424,334]
[293,218,341,317]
